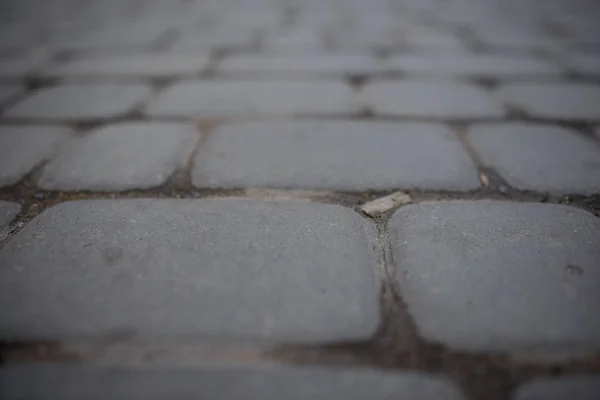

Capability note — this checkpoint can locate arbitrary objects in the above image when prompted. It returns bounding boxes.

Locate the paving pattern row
[1,0,600,399]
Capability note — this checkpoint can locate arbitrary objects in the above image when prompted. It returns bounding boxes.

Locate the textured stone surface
[0,201,20,240]
[513,376,600,400]
[5,83,152,120]
[389,201,600,352]
[360,81,504,119]
[388,54,561,77]
[468,123,600,194]
[497,83,600,120]
[0,53,47,77]
[0,199,378,341]
[0,364,466,400]
[192,121,480,190]
[146,80,355,117]
[42,54,210,78]
[0,125,72,187]
[39,122,198,191]
[0,85,22,105]
[218,55,383,76]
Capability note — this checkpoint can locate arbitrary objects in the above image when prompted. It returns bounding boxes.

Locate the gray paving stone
[360,81,504,119]
[5,83,152,120]
[565,54,600,76]
[218,55,382,76]
[0,201,20,240]
[146,80,355,117]
[388,54,561,78]
[497,83,600,120]
[0,125,72,188]
[192,121,480,190]
[0,364,466,400]
[42,54,210,78]
[389,201,600,352]
[0,85,22,106]
[0,199,378,341]
[0,53,47,77]
[38,122,198,191]
[468,123,600,194]
[513,376,600,400]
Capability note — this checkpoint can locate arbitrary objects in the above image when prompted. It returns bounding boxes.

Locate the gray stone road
[0,0,600,399]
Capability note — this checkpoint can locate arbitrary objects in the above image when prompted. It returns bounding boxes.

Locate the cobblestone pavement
[1,0,600,399]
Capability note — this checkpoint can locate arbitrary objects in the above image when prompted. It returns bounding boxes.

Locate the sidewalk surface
[1,0,600,399]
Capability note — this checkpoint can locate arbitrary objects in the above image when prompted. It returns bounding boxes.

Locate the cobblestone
[38,122,198,191]
[497,83,600,121]
[565,54,600,77]
[0,365,466,400]
[5,83,152,120]
[218,55,383,76]
[0,199,378,341]
[389,201,600,353]
[387,54,562,78]
[192,121,480,190]
[360,81,505,119]
[0,125,73,187]
[147,80,355,117]
[0,201,20,240]
[468,123,600,194]
[42,54,210,78]
[513,376,600,400]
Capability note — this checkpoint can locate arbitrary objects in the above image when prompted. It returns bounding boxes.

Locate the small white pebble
[361,191,412,217]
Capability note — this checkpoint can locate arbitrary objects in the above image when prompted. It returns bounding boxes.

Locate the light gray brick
[192,121,479,191]
[0,364,466,400]
[468,123,600,194]
[218,55,382,76]
[360,81,504,119]
[0,199,379,341]
[146,81,355,117]
[39,122,198,191]
[388,54,561,78]
[42,54,210,78]
[0,85,22,106]
[565,54,600,76]
[0,201,20,240]
[389,201,600,353]
[5,83,152,120]
[402,29,466,50]
[0,125,72,188]
[497,83,600,120]
[513,376,600,400]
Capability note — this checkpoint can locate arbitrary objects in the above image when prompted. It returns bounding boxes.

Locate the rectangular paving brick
[218,55,383,76]
[513,376,600,400]
[0,125,72,188]
[0,201,20,240]
[360,81,505,119]
[5,83,152,120]
[0,199,378,341]
[146,80,355,117]
[389,201,600,354]
[497,83,600,120]
[38,122,198,191]
[0,364,466,400]
[468,123,600,194]
[41,54,210,78]
[387,54,561,78]
[192,121,480,191]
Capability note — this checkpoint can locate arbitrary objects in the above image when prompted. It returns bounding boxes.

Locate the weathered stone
[389,201,600,353]
[513,376,600,400]
[38,122,198,191]
[0,364,467,400]
[0,125,72,187]
[0,199,379,341]
[0,201,20,240]
[192,121,480,190]
[468,123,600,194]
